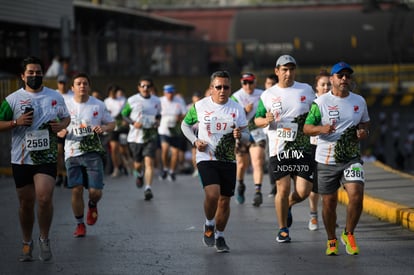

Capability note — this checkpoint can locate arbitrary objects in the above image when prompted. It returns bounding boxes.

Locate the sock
[145,185,151,191]
[310,211,318,218]
[133,170,142,178]
[255,183,262,192]
[215,230,224,239]
[205,218,215,226]
[75,215,84,224]
[88,200,96,208]
[238,180,244,186]
[23,240,33,245]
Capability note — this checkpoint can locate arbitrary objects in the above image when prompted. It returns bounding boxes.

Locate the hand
[233,127,241,140]
[132,121,143,129]
[245,103,253,113]
[49,119,62,133]
[320,124,335,135]
[356,128,369,139]
[265,112,274,124]
[92,125,105,134]
[18,111,33,126]
[194,139,208,152]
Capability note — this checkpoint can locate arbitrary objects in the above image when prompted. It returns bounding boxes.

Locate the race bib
[25,129,50,151]
[73,123,93,137]
[275,122,298,141]
[343,162,365,182]
[141,115,156,129]
[210,115,234,134]
[250,128,266,143]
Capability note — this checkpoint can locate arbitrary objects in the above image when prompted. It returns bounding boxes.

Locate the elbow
[303,124,311,135]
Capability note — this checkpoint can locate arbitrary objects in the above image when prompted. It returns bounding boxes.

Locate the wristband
[11,120,17,128]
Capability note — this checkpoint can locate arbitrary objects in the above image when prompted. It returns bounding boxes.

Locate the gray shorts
[317,159,365,195]
[129,140,157,162]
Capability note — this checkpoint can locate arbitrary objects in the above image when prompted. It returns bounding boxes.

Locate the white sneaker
[111,168,120,178]
[308,216,318,231]
[38,238,52,261]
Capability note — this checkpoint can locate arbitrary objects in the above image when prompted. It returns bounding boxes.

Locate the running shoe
[136,175,144,188]
[159,170,168,180]
[19,241,33,262]
[203,224,215,247]
[252,191,263,207]
[236,183,246,204]
[38,238,52,261]
[341,230,360,255]
[287,207,293,228]
[111,168,120,178]
[167,172,176,182]
[215,237,230,253]
[276,228,291,243]
[73,223,86,238]
[87,206,98,225]
[325,239,339,256]
[144,188,153,201]
[308,216,318,231]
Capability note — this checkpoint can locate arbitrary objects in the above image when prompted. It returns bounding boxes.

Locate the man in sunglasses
[231,73,266,207]
[121,77,161,201]
[304,62,370,256]
[255,55,316,243]
[181,71,249,253]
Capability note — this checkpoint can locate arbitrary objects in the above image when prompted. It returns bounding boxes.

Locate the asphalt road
[0,171,413,275]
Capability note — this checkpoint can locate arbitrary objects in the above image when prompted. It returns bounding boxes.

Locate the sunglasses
[336,73,352,79]
[139,84,153,88]
[242,80,254,85]
[214,85,230,91]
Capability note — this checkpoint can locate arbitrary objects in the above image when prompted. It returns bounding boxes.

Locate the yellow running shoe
[341,230,360,255]
[325,239,338,256]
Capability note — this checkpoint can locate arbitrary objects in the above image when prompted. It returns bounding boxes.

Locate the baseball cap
[331,62,353,75]
[276,55,297,67]
[241,72,256,81]
[163,84,175,93]
[57,75,67,83]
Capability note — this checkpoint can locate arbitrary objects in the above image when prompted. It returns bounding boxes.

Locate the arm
[356,122,370,140]
[303,102,333,136]
[254,99,273,128]
[93,121,116,135]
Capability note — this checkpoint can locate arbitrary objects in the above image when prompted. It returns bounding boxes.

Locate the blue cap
[163,84,175,93]
[331,62,353,75]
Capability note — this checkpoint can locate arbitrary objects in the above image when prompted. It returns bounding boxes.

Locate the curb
[338,161,414,232]
[0,167,12,177]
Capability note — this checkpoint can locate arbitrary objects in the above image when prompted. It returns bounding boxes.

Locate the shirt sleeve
[121,102,132,117]
[0,100,13,121]
[305,102,322,125]
[183,104,198,125]
[255,99,266,118]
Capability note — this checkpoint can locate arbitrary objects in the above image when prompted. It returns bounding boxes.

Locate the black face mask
[26,76,43,90]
